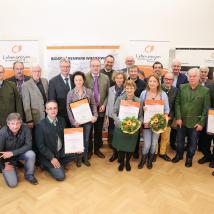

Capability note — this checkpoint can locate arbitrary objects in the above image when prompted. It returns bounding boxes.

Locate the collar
[61,74,69,80]
[188,83,200,91]
[91,73,100,78]
[74,86,87,95]
[104,68,112,73]
[47,116,58,124]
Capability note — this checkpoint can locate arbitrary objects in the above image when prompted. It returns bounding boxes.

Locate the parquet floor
[0,144,214,214]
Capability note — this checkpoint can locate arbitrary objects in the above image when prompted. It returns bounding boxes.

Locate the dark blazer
[100,68,115,87]
[205,81,214,108]
[7,75,30,83]
[35,116,67,168]
[176,73,188,88]
[48,74,73,127]
[128,77,146,98]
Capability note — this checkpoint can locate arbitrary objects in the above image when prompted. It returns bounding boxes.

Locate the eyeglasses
[164,78,174,81]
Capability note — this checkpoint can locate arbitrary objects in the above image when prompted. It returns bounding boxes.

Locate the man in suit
[100,55,116,87]
[85,58,110,159]
[35,100,75,181]
[170,59,188,150]
[48,58,73,127]
[0,65,23,129]
[22,64,48,128]
[121,56,145,78]
[172,68,210,167]
[197,66,214,168]
[7,61,30,95]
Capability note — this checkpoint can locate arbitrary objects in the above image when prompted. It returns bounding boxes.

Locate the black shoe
[209,162,214,168]
[172,155,183,163]
[198,156,210,164]
[76,157,82,167]
[152,154,157,162]
[88,150,93,160]
[133,152,139,160]
[147,153,155,169]
[185,158,192,167]
[94,150,105,159]
[118,163,124,171]
[159,154,171,162]
[212,171,214,176]
[26,176,38,185]
[83,159,91,167]
[126,162,131,171]
[138,154,147,169]
[109,152,118,162]
[170,143,177,151]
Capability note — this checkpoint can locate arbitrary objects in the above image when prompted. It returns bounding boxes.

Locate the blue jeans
[81,122,92,160]
[142,129,160,155]
[2,150,36,188]
[177,125,199,158]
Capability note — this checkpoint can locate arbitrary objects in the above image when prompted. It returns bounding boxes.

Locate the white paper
[207,112,214,134]
[144,104,164,123]
[119,105,139,120]
[64,131,84,154]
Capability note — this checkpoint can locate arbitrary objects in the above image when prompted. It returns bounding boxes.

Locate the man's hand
[99,105,105,113]
[176,119,182,128]
[51,158,61,168]
[194,124,203,132]
[0,151,13,159]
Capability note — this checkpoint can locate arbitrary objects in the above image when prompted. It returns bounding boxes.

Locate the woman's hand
[91,116,97,124]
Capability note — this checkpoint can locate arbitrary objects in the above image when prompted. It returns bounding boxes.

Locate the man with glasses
[35,101,74,181]
[48,58,73,127]
[0,113,38,187]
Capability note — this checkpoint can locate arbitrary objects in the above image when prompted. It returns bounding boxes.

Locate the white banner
[45,45,120,79]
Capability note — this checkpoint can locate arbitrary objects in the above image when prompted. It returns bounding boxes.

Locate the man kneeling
[0,113,38,188]
[35,100,75,181]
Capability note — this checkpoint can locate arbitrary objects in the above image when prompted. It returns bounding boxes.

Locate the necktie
[52,121,62,151]
[65,78,70,91]
[93,76,100,106]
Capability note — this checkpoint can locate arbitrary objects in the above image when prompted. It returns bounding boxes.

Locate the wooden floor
[0,145,214,214]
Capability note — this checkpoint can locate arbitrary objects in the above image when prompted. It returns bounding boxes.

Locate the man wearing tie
[85,58,110,159]
[48,58,72,127]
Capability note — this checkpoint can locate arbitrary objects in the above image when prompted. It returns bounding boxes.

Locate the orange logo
[12,45,22,53]
[145,45,155,53]
[210,53,214,58]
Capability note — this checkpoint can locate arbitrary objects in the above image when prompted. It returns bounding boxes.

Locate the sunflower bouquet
[120,116,141,134]
[149,113,168,134]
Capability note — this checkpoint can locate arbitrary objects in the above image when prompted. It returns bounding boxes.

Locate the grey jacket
[22,78,48,124]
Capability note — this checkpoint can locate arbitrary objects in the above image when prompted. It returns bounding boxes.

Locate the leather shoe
[209,161,214,168]
[83,159,91,167]
[159,154,171,162]
[185,158,192,167]
[88,150,93,160]
[172,154,183,163]
[198,156,210,164]
[109,152,118,162]
[118,163,124,171]
[126,162,131,171]
[212,171,214,176]
[94,150,105,159]
[26,176,38,185]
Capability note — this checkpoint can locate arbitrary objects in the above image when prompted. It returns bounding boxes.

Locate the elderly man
[0,65,23,128]
[0,113,38,187]
[35,100,75,181]
[172,68,210,167]
[198,66,214,168]
[158,72,178,161]
[85,58,110,159]
[7,61,30,95]
[48,58,73,127]
[100,55,116,87]
[22,64,48,128]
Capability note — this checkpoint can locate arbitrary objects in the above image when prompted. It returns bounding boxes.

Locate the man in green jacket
[0,65,23,128]
[172,68,211,167]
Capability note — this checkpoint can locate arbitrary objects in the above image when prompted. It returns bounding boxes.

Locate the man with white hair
[21,64,48,128]
[198,66,214,168]
[172,68,210,167]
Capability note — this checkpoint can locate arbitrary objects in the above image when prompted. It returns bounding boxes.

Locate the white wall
[1,0,214,69]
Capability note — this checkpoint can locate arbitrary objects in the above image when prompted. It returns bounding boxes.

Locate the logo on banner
[12,45,22,54]
[145,45,155,53]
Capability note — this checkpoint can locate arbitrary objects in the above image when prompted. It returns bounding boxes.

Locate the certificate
[144,100,164,123]
[64,128,84,154]
[70,98,92,125]
[118,100,140,120]
[207,109,214,134]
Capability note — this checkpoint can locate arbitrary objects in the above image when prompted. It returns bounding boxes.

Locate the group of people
[0,55,213,188]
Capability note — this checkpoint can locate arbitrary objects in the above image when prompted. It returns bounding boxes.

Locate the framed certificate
[64,128,84,154]
[207,109,214,134]
[70,98,92,125]
[118,100,140,120]
[144,100,164,123]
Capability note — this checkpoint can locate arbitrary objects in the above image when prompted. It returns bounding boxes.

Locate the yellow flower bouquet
[149,113,168,134]
[120,117,141,134]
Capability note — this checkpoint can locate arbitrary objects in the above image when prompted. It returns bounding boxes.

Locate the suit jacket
[100,68,115,87]
[21,78,48,124]
[35,116,67,168]
[7,75,30,84]
[0,80,23,127]
[176,73,188,88]
[85,72,110,116]
[48,74,73,127]
[205,81,214,108]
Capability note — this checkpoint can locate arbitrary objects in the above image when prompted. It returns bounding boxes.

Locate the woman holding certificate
[67,71,98,167]
[138,74,169,170]
[105,72,126,162]
[112,80,143,171]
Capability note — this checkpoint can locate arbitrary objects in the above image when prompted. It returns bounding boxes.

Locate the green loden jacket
[175,83,211,128]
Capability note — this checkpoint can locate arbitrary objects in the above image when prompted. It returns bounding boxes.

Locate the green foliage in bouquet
[149,113,168,134]
[120,116,141,134]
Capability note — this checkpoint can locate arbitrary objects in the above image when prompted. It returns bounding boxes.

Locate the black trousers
[170,128,177,147]
[108,117,115,148]
[89,115,105,152]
